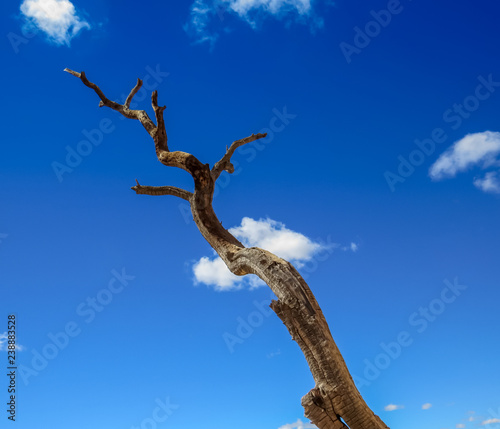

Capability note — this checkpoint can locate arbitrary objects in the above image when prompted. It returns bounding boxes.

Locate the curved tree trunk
[65,68,389,429]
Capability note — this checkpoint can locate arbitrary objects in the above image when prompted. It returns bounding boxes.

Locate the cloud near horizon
[20,0,90,46]
[429,131,500,194]
[192,217,352,291]
[278,418,317,429]
[184,0,322,47]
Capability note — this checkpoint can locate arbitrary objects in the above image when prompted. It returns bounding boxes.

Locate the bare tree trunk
[64,68,389,429]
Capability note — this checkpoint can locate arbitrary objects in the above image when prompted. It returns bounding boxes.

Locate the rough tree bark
[64,68,389,429]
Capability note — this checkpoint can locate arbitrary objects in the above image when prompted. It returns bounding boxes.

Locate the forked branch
[65,69,203,176]
[64,68,157,136]
[125,78,143,109]
[151,90,168,152]
[211,133,267,180]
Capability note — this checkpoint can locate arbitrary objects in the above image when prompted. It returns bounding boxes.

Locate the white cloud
[456,424,465,428]
[192,217,344,290]
[482,419,500,425]
[384,404,404,412]
[193,255,241,290]
[473,171,500,193]
[430,131,500,179]
[229,217,321,264]
[422,403,432,410]
[0,332,24,352]
[278,418,317,429]
[429,131,500,194]
[428,131,500,195]
[20,0,90,46]
[185,0,321,46]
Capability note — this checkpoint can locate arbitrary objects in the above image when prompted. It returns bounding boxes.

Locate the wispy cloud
[266,348,281,358]
[183,0,220,48]
[456,424,465,428]
[429,131,500,193]
[473,171,500,193]
[482,419,500,425]
[184,0,322,47]
[20,0,90,46]
[192,217,345,291]
[422,403,432,410]
[227,0,312,20]
[384,404,404,412]
[0,332,24,352]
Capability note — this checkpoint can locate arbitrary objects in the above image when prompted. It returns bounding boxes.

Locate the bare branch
[131,180,193,201]
[152,90,168,152]
[211,133,267,180]
[64,68,157,136]
[125,78,143,109]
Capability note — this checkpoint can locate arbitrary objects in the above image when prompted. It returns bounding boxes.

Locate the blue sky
[1,0,500,428]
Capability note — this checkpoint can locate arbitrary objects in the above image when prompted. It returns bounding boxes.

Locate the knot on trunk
[302,387,349,429]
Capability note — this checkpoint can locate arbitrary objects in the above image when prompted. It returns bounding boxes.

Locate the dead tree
[64,68,389,429]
